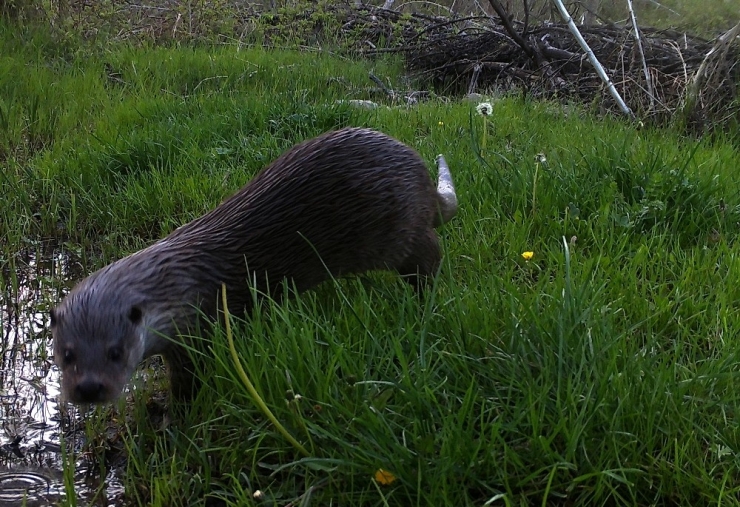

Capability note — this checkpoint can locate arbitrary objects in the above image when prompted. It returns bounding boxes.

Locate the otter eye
[128,306,142,324]
[108,347,123,363]
[63,349,75,366]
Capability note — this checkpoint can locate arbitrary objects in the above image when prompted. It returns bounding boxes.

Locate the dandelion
[253,490,264,500]
[522,251,534,261]
[476,102,493,116]
[438,121,444,126]
[374,469,397,485]
[532,153,546,216]
[476,102,493,156]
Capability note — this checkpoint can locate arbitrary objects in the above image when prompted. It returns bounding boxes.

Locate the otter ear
[128,306,142,324]
[50,309,57,327]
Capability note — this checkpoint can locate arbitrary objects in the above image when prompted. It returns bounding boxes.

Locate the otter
[50,127,458,404]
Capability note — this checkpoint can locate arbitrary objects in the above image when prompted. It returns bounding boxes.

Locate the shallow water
[0,247,126,506]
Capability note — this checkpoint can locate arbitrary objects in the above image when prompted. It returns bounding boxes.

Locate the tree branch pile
[354,8,738,130]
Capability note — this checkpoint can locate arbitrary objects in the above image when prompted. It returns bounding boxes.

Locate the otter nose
[74,380,106,403]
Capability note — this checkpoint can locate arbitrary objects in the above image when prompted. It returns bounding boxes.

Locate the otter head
[50,277,151,404]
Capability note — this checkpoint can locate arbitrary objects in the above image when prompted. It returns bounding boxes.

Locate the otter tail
[433,154,458,227]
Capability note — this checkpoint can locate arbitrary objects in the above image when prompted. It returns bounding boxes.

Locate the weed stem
[221,283,310,457]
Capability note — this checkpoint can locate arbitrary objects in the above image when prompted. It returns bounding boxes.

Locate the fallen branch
[368,72,395,99]
[550,0,634,117]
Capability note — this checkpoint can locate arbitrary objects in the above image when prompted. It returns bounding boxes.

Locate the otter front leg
[162,345,202,401]
[397,230,443,292]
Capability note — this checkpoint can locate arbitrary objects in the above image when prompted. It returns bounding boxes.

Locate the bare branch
[487,0,535,59]
[369,72,396,99]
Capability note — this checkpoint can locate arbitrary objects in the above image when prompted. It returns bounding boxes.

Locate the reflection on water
[0,246,126,506]
[0,468,65,507]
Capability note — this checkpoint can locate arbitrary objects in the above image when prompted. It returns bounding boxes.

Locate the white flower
[476,102,493,116]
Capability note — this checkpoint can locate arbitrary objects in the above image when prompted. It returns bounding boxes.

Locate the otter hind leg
[396,229,442,293]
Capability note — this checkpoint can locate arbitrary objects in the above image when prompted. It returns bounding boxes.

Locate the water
[0,468,65,506]
[0,246,126,506]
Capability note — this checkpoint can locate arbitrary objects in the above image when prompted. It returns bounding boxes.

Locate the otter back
[50,127,457,404]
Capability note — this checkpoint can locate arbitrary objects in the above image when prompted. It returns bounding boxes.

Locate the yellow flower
[374,468,397,485]
[521,251,534,260]
[438,121,444,126]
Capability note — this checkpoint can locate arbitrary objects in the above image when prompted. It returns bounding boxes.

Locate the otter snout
[71,376,114,404]
[58,365,134,404]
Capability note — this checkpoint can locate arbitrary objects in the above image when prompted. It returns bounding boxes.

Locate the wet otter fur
[50,127,458,404]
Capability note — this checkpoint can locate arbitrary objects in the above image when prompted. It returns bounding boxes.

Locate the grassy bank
[3,21,740,506]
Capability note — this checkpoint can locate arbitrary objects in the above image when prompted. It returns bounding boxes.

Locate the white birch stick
[550,0,634,117]
[626,0,654,110]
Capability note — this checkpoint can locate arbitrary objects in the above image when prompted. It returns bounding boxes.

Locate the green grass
[606,0,740,35]
[4,20,740,506]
